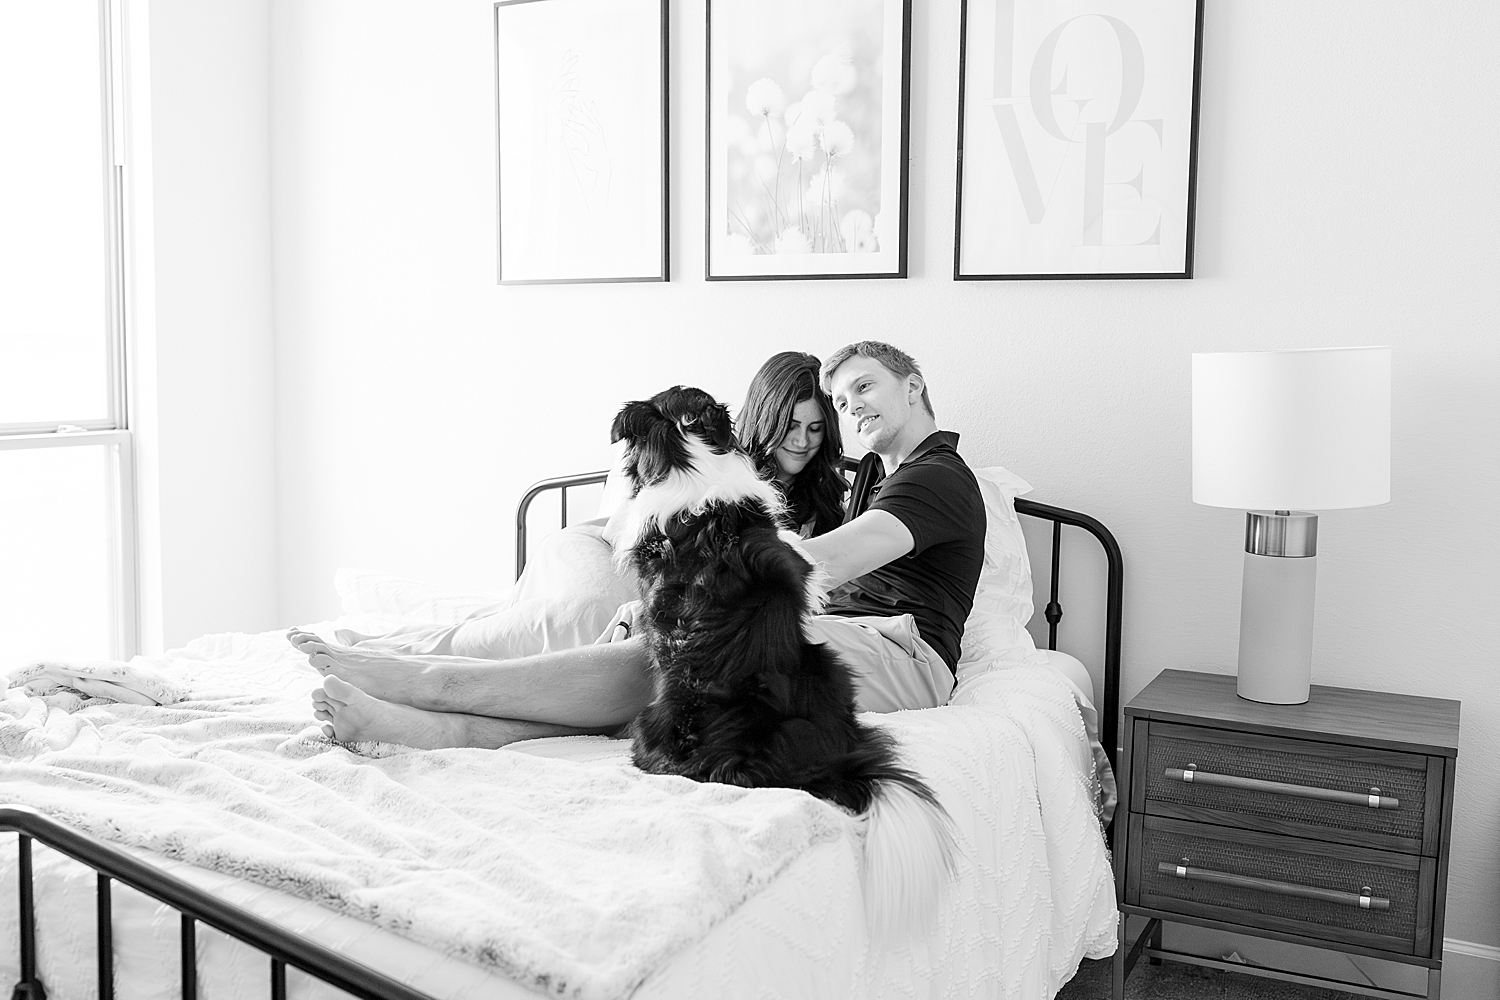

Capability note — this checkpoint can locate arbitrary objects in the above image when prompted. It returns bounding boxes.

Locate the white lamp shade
[1193,347,1391,510]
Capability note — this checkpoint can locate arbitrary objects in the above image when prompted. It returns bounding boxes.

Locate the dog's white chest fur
[613,436,778,546]
[612,435,829,616]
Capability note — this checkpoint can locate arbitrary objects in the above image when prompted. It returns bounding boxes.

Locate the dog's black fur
[612,386,942,816]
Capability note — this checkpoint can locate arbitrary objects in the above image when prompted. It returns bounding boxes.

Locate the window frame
[0,0,139,658]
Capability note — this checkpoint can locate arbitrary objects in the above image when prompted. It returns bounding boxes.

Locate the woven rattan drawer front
[1133,817,1431,956]
[1142,722,1431,851]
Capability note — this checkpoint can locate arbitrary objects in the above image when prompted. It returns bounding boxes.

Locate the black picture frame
[954,0,1204,280]
[494,0,670,284]
[705,0,911,281]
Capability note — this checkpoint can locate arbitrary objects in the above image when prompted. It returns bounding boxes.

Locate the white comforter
[1,624,1116,999]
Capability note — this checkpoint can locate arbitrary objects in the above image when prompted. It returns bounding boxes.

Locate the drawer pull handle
[1165,766,1400,809]
[1155,862,1391,910]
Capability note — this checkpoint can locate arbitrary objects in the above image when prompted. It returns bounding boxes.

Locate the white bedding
[0,617,1117,1000]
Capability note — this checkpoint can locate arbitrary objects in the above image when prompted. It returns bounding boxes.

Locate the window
[0,0,137,666]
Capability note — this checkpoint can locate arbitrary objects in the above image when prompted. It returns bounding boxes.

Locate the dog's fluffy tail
[861,775,958,944]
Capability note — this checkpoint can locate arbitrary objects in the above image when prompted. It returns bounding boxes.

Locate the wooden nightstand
[1112,669,1460,1000]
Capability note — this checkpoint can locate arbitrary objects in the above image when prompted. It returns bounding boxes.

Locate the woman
[736,351,848,537]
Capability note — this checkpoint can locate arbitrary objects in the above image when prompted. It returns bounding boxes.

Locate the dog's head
[610,386,736,491]
[607,386,784,558]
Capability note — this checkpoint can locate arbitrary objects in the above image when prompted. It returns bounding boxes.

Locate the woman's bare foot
[286,629,423,705]
[332,629,379,646]
[312,675,465,749]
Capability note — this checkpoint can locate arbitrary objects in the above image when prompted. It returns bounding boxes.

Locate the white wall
[130,0,279,650]
[266,0,1498,963]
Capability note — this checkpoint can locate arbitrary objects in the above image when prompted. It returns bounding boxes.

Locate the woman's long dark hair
[738,352,847,536]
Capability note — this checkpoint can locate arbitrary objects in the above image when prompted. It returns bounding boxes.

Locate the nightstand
[1112,669,1460,1000]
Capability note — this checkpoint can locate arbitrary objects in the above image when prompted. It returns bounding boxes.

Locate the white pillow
[954,465,1047,683]
[334,524,642,655]
[595,438,632,519]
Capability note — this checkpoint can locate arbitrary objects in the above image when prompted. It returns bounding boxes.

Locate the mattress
[1,627,1116,1000]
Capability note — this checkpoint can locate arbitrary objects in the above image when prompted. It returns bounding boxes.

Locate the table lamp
[1192,347,1391,704]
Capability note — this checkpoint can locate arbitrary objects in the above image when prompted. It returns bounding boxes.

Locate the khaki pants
[803,613,955,713]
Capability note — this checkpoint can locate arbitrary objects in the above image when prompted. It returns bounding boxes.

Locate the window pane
[0,445,119,668]
[0,1,111,426]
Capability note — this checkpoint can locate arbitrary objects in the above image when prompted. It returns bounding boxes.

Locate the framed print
[954,0,1203,279]
[706,0,911,280]
[494,0,668,284]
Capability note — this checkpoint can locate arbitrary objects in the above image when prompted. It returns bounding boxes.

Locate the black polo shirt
[824,431,985,673]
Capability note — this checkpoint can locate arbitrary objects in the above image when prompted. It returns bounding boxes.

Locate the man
[294,341,984,748]
[805,341,985,711]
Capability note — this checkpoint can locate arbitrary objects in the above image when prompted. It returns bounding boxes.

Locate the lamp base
[1236,548,1316,705]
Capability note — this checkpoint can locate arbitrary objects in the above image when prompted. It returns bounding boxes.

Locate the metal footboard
[2,806,435,1000]
[515,464,1126,781]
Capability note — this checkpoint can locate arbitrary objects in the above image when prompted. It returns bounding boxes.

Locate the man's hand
[798,510,914,589]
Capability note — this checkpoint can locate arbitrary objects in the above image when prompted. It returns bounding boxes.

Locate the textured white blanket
[0,629,852,1000]
[2,614,1118,1000]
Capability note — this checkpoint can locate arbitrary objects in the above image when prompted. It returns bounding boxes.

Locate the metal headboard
[514,462,1125,776]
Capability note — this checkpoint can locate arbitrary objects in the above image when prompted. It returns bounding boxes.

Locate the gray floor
[1059,957,1349,999]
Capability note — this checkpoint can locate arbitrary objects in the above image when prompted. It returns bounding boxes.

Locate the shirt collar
[897,430,960,468]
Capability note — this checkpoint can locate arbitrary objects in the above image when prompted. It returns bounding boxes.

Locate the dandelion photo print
[707,0,911,279]
[495,0,668,283]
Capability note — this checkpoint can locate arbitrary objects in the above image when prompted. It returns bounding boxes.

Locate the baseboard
[1441,938,1500,998]
[1444,937,1500,961]
[1153,921,1500,996]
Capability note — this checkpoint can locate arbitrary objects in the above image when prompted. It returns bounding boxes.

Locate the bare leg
[311,676,610,750]
[288,629,653,729]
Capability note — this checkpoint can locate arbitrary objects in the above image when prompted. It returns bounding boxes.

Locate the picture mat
[497,0,664,282]
[958,0,1198,276]
[708,0,906,278]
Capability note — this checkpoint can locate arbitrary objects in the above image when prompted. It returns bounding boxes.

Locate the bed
[1,461,1124,1000]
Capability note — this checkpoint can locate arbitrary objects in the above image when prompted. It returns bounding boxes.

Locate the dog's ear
[681,401,732,455]
[611,400,661,447]
[659,387,736,455]
[695,400,736,453]
[612,400,662,494]
[613,397,692,488]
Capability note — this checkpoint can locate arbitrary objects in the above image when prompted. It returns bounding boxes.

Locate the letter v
[992,104,1048,224]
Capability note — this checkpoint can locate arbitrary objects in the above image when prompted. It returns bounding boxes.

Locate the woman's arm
[797,509,913,590]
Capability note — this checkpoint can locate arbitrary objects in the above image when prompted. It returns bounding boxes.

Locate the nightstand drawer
[1137,721,1441,854]
[1129,815,1436,958]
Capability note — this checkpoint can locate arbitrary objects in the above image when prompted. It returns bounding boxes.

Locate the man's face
[827,357,917,454]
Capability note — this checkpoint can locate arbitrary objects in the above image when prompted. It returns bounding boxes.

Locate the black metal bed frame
[5,467,1123,1000]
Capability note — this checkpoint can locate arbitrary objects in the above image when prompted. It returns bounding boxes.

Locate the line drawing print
[553,50,613,217]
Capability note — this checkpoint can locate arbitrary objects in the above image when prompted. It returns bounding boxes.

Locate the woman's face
[774,398,826,482]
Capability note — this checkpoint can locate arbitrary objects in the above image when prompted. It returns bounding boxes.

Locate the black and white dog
[610,385,955,937]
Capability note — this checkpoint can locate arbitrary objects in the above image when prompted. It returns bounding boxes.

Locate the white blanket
[1,625,1117,1000]
[1,630,852,1000]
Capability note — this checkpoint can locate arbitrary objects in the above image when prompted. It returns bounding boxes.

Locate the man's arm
[798,509,914,589]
